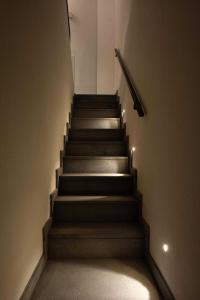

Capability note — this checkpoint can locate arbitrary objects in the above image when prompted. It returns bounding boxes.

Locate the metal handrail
[115,48,145,117]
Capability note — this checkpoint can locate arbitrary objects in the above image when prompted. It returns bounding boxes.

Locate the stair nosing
[73,108,120,111]
[69,128,124,132]
[54,195,136,202]
[75,94,116,97]
[60,173,132,177]
[71,117,120,120]
[66,141,125,144]
[63,156,128,160]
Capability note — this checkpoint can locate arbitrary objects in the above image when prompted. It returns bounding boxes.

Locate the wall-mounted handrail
[115,48,145,117]
[66,0,71,38]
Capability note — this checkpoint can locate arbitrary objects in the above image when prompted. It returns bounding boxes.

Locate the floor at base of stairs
[31,258,161,300]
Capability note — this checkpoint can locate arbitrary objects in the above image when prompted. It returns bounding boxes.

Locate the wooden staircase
[48,94,145,259]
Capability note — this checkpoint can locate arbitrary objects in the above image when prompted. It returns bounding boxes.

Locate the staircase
[48,94,145,259]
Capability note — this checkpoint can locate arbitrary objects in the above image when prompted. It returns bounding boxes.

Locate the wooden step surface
[73,108,121,118]
[71,117,121,129]
[63,156,129,173]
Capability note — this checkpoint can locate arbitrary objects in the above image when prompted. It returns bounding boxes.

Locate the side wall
[0,1,74,299]
[115,1,200,299]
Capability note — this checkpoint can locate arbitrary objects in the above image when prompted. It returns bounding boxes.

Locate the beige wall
[115,0,200,299]
[0,1,73,299]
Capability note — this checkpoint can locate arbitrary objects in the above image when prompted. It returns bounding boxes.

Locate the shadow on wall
[117,1,147,114]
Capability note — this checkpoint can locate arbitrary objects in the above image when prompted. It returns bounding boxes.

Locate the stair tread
[71,118,121,129]
[64,156,128,160]
[70,128,123,129]
[72,117,120,120]
[54,195,136,203]
[60,173,132,177]
[67,141,125,144]
[74,108,119,111]
[49,222,143,239]
[75,94,116,99]
[69,129,124,132]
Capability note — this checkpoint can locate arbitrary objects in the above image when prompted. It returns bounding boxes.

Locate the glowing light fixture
[130,147,136,168]
[131,147,136,153]
[122,109,125,117]
[162,244,169,253]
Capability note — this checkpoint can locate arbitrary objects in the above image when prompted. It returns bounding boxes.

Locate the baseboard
[141,217,175,300]
[146,252,175,300]
[56,167,62,188]
[50,190,58,217]
[20,254,46,300]
[128,142,175,299]
[20,218,52,300]
[43,217,52,255]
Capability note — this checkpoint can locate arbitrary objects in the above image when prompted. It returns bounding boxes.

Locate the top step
[74,94,118,109]
[75,94,117,101]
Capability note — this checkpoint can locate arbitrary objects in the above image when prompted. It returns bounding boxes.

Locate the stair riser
[74,102,118,109]
[69,130,124,141]
[63,158,129,173]
[75,95,117,101]
[73,109,120,118]
[58,176,134,195]
[71,118,120,129]
[53,202,139,222]
[48,238,144,258]
[65,143,127,156]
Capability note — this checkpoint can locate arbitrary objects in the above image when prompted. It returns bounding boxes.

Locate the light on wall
[131,147,136,153]
[130,147,136,168]
[122,109,125,117]
[162,244,169,253]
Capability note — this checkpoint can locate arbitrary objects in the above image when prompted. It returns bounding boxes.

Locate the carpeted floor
[31,259,161,300]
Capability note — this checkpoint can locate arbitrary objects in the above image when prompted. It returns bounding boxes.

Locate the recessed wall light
[162,244,169,253]
[131,147,136,153]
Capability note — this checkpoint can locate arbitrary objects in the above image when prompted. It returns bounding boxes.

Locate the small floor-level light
[130,147,136,167]
[131,147,136,153]
[162,244,169,253]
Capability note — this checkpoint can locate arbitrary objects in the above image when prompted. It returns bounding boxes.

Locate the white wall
[97,0,115,94]
[0,1,74,299]
[69,0,115,94]
[114,0,133,91]
[115,1,200,299]
[68,0,97,93]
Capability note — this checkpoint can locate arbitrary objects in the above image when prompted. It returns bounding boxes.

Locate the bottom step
[48,223,144,259]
